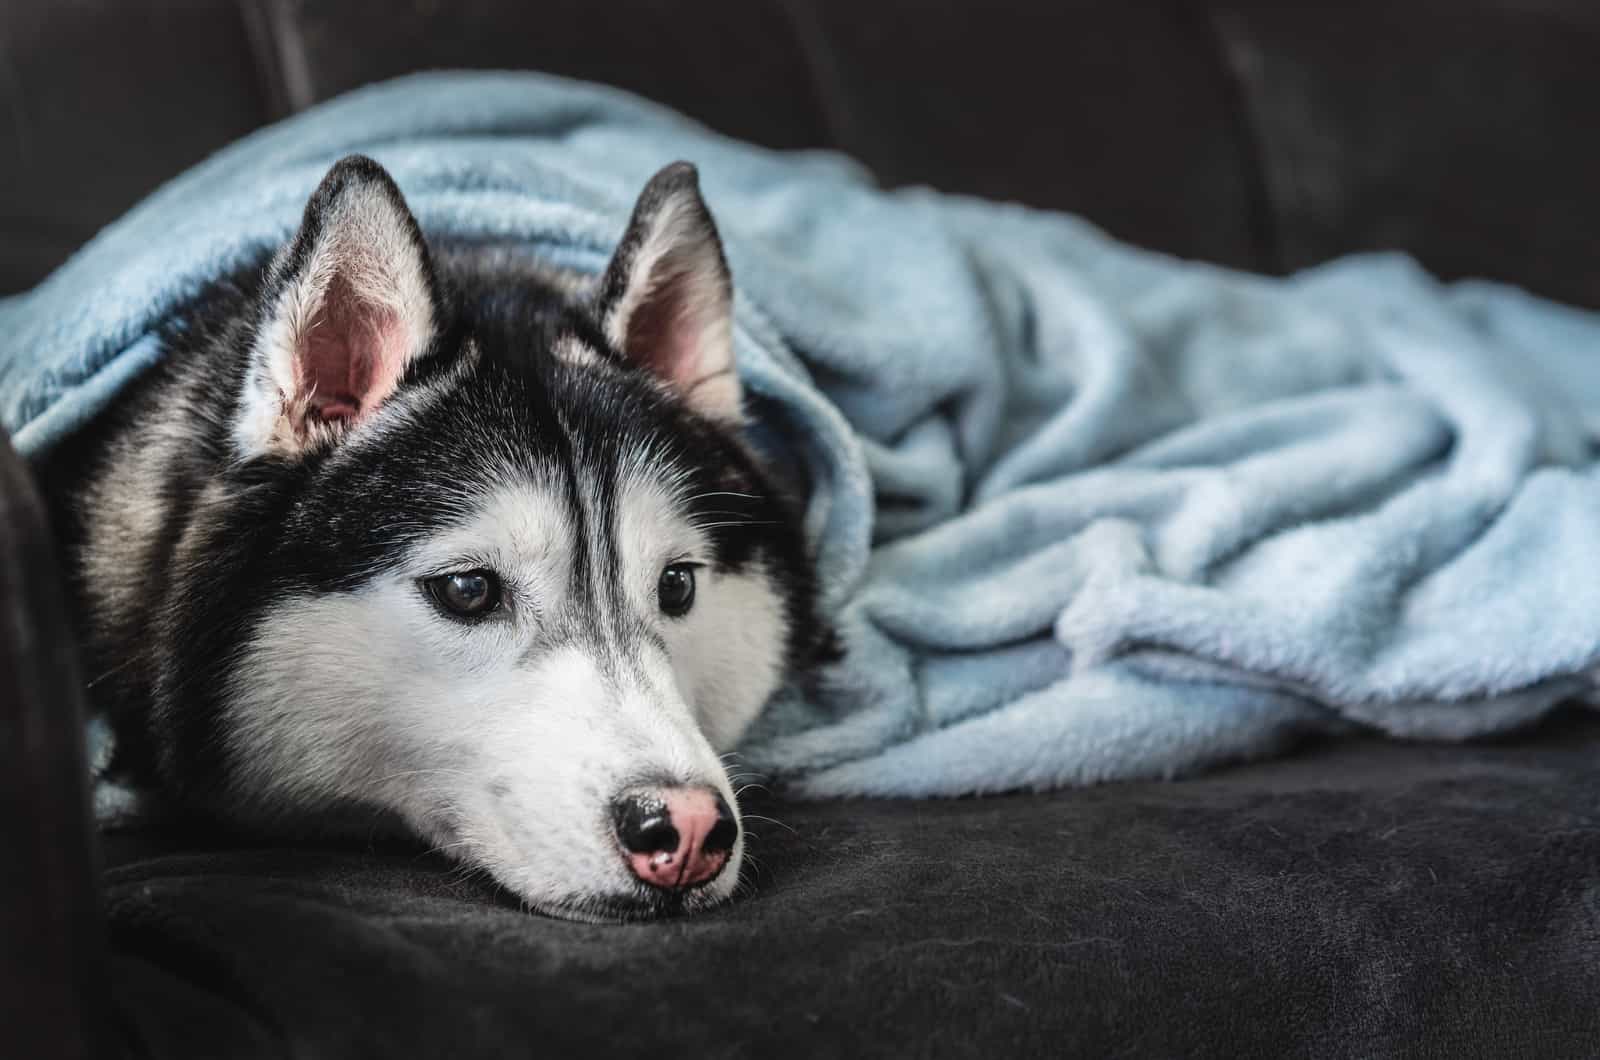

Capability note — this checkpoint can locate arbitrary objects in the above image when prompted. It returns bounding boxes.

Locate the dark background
[4,0,1599,306]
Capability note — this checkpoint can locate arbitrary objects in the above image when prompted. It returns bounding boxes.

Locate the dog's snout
[612,786,737,891]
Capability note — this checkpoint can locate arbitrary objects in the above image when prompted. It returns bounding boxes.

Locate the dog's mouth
[517,879,735,924]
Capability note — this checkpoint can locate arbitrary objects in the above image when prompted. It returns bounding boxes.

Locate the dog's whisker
[691,520,783,530]
[740,813,796,835]
[683,490,763,503]
[419,837,479,862]
[85,655,141,690]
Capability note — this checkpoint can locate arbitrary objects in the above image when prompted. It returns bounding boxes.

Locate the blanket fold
[5,72,1598,796]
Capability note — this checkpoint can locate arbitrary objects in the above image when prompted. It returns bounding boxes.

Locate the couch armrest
[0,432,105,1058]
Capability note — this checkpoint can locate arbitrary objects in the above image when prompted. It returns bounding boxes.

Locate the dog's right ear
[593,162,740,423]
[234,155,440,460]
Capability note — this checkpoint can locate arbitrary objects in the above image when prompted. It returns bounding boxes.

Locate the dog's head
[180,156,824,920]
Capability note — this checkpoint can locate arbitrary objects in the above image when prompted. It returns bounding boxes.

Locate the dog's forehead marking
[554,437,683,667]
[413,469,576,580]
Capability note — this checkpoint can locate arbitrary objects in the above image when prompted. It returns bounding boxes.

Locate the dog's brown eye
[425,570,502,619]
[658,563,697,617]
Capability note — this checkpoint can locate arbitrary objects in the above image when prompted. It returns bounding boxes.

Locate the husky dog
[43,155,832,921]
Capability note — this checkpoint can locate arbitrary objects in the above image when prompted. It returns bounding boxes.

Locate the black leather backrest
[3,0,1597,306]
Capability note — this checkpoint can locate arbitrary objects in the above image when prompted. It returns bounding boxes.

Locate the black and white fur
[43,156,832,921]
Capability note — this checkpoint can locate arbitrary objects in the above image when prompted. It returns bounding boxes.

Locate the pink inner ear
[299,276,410,424]
[626,267,708,393]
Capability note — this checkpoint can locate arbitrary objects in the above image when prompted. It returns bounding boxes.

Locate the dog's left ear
[235,154,440,460]
[594,162,740,423]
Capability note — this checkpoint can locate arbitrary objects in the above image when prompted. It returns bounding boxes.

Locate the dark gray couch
[4,3,1599,1057]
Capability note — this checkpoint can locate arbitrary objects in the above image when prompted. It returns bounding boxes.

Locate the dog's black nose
[704,793,738,854]
[612,787,738,890]
[613,795,679,855]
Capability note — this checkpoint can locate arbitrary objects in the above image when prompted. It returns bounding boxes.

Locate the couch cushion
[1214,1,1600,308]
[8,2,1600,306]
[273,0,1266,271]
[0,1,278,293]
[101,713,1600,1058]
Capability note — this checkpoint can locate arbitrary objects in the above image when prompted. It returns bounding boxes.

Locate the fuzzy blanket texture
[4,73,1599,796]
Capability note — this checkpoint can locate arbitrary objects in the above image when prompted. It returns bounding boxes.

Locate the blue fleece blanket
[6,73,1600,797]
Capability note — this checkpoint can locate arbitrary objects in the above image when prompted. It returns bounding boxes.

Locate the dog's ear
[594,162,740,423]
[235,155,440,459]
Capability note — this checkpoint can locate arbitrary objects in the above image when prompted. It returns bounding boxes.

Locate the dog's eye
[424,570,502,619]
[658,563,697,617]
